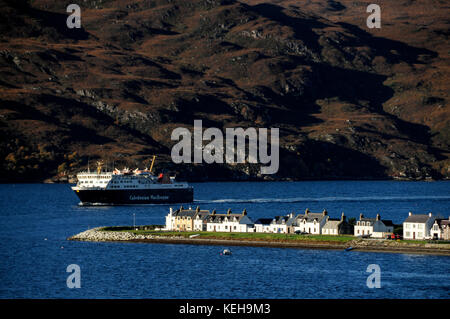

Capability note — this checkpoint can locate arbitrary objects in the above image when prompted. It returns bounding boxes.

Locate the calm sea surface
[0,181,449,298]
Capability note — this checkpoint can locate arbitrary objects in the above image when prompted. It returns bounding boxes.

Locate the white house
[430,219,445,240]
[164,207,176,231]
[254,218,273,233]
[193,211,210,231]
[205,209,254,233]
[403,212,436,240]
[269,214,296,233]
[354,213,394,238]
[164,206,210,231]
[293,209,328,234]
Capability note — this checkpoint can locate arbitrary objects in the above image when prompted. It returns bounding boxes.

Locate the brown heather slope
[0,0,448,182]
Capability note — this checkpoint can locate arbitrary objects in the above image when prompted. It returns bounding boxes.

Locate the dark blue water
[0,181,449,298]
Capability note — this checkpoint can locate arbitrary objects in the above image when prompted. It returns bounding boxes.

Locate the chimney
[429,212,432,217]
[170,207,173,214]
[341,212,345,221]
[227,209,232,215]
[305,208,309,215]
[212,209,216,215]
[242,208,247,216]
[376,214,380,221]
[359,213,364,220]
[408,212,412,216]
[196,206,200,212]
[322,209,327,216]
[180,205,184,211]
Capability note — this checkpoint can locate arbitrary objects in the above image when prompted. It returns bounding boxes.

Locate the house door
[413,232,415,239]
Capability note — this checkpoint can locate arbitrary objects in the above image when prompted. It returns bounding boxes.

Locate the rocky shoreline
[68,228,450,256]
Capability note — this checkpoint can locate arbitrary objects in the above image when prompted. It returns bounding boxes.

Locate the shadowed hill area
[0,0,448,182]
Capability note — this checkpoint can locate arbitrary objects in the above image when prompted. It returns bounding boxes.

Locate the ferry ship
[71,157,193,205]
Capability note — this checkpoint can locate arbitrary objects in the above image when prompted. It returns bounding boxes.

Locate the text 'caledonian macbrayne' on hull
[71,158,193,205]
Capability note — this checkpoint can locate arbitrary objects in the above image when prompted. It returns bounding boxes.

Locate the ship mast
[96,160,104,175]
[149,155,156,173]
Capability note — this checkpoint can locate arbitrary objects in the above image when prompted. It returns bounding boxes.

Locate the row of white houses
[164,207,392,238]
[164,207,449,240]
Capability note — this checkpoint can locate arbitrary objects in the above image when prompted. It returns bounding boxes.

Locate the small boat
[221,249,232,255]
[344,246,354,252]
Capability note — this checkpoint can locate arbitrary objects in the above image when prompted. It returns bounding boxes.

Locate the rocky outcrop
[68,227,158,241]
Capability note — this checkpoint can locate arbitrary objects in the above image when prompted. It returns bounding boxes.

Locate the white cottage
[269,214,295,233]
[403,212,436,240]
[206,209,254,233]
[193,211,211,231]
[354,213,394,238]
[254,218,273,233]
[293,209,328,234]
[164,207,176,231]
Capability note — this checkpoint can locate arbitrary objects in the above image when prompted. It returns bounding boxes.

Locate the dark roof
[381,220,394,227]
[404,214,432,223]
[297,212,327,223]
[441,220,450,226]
[271,215,290,225]
[323,219,341,229]
[174,208,209,218]
[286,215,296,226]
[175,210,197,217]
[358,217,393,227]
[254,218,273,225]
[434,219,450,227]
[195,212,210,220]
[206,214,247,223]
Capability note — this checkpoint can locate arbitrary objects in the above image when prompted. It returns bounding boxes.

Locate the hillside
[0,0,449,182]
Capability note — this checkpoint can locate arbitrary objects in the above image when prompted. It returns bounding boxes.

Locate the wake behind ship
[71,159,193,205]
